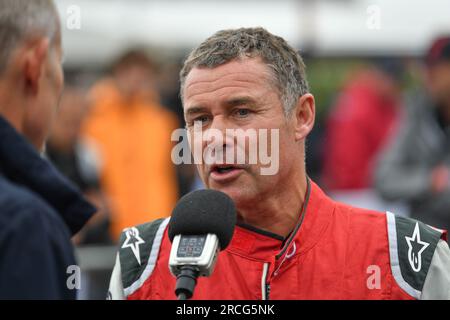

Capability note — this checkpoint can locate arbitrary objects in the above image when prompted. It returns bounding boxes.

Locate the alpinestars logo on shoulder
[405,222,430,272]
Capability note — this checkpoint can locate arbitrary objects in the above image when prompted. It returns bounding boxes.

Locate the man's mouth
[209,164,244,183]
[214,166,235,174]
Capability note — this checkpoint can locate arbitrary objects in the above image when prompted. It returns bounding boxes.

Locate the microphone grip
[175,266,199,300]
[177,292,188,300]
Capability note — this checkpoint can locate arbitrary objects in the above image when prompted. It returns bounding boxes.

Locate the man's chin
[207,183,250,207]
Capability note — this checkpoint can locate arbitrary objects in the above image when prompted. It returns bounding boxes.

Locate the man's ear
[292,93,315,141]
[23,38,50,95]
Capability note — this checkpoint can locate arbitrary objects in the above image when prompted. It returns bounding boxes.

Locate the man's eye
[235,109,250,117]
[188,115,210,127]
[195,115,210,123]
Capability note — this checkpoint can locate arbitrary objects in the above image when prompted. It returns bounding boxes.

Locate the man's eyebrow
[184,97,257,116]
[185,106,208,116]
[224,97,257,108]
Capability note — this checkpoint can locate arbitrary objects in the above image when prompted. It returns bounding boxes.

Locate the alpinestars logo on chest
[122,227,145,265]
[405,222,429,272]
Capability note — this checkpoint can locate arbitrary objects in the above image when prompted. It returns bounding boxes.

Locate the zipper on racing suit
[261,262,270,300]
[265,284,271,300]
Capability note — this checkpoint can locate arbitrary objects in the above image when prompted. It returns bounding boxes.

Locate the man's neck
[236,172,308,239]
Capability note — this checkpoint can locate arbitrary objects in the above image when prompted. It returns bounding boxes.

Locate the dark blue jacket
[0,116,96,299]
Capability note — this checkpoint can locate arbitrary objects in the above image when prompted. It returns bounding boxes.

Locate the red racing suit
[108,180,450,300]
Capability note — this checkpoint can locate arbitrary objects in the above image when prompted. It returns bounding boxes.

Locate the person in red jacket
[322,62,402,190]
[108,28,450,300]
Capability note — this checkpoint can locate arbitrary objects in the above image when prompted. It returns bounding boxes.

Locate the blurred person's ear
[292,93,315,142]
[23,38,50,96]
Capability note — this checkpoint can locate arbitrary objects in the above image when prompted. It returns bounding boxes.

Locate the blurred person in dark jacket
[0,0,95,299]
[375,37,450,234]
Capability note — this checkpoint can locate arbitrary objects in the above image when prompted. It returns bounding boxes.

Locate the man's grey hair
[0,0,59,74]
[180,27,310,115]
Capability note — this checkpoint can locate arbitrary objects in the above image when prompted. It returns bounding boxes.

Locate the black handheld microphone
[168,189,236,300]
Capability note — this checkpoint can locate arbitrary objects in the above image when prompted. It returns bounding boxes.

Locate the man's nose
[209,115,228,132]
[206,116,234,149]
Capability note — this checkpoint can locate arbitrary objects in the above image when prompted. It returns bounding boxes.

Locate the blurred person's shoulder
[149,100,180,125]
[403,89,433,117]
[89,78,117,101]
[86,78,122,115]
[0,173,71,240]
[144,102,181,136]
[158,105,180,130]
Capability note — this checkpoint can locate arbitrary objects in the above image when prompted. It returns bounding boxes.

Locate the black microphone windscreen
[168,189,237,250]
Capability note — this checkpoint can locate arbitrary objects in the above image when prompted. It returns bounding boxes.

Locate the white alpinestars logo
[122,227,145,265]
[405,222,430,272]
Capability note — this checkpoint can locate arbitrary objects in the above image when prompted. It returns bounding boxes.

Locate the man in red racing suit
[108,179,449,300]
[108,27,450,300]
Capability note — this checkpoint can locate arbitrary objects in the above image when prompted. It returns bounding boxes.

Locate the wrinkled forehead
[182,57,277,106]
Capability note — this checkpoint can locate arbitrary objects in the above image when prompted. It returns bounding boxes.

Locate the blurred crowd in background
[57,39,450,250]
[41,0,450,299]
